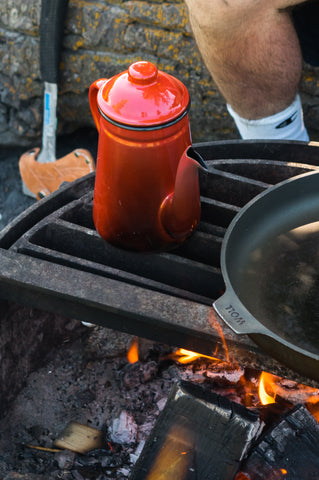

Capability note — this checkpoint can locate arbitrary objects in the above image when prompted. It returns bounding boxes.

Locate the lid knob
[128,61,158,85]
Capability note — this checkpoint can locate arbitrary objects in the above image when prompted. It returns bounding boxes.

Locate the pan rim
[219,169,319,361]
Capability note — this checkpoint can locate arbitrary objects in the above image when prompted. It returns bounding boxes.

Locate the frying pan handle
[213,290,271,336]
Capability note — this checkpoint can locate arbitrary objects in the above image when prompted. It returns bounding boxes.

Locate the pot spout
[160,146,208,241]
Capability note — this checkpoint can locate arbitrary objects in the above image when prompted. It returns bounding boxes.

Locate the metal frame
[2,140,319,386]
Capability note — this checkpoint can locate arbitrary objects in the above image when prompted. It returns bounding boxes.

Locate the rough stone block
[0,0,318,148]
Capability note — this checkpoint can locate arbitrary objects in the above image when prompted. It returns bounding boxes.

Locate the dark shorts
[292,1,319,66]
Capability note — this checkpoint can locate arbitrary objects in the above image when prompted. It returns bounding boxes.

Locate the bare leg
[185,0,305,120]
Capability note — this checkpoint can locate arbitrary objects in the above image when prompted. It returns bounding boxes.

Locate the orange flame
[236,468,287,479]
[305,395,319,422]
[259,372,277,405]
[127,337,139,364]
[170,348,220,364]
[258,372,319,421]
[306,400,319,423]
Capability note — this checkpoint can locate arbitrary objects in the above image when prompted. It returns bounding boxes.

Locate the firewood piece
[54,421,104,454]
[129,381,262,480]
[237,405,319,479]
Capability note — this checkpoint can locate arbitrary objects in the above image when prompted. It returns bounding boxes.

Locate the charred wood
[237,405,319,479]
[130,381,262,480]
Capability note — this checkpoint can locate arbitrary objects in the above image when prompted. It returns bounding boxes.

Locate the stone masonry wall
[1,0,319,148]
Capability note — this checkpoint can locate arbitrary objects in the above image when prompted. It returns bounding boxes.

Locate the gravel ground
[0,144,35,230]
[0,128,98,231]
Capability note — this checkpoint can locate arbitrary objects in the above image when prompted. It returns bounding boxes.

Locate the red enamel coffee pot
[89,61,207,251]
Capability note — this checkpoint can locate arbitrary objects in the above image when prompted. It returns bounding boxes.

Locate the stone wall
[1,0,319,148]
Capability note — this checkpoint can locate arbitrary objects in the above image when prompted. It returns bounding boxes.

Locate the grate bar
[211,158,318,184]
[200,196,240,229]
[0,248,318,387]
[16,219,224,304]
[201,167,269,207]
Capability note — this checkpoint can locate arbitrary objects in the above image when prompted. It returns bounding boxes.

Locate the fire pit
[1,139,319,479]
[1,323,319,479]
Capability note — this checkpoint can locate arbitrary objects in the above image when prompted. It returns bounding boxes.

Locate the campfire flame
[127,337,139,364]
[127,339,221,366]
[258,372,277,405]
[169,348,220,364]
[257,371,319,421]
[127,337,319,424]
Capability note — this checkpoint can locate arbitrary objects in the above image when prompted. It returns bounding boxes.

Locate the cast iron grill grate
[2,140,319,385]
[3,140,319,305]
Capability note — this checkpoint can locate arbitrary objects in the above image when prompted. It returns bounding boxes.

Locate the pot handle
[89,79,108,132]
[213,290,271,336]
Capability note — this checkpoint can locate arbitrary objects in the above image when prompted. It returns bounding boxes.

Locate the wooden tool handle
[40,0,69,83]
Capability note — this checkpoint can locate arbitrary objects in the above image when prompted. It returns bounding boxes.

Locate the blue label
[44,92,50,125]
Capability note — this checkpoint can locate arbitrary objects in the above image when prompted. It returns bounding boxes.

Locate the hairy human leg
[185,0,305,120]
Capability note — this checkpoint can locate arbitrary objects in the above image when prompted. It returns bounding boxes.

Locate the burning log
[130,381,263,480]
[236,405,319,479]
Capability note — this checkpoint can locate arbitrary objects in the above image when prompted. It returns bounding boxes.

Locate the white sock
[227,94,309,141]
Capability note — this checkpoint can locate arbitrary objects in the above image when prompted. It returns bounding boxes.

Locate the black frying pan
[213,170,319,381]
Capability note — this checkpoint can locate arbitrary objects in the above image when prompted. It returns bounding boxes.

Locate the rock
[1,0,319,150]
[0,0,234,149]
[54,450,76,470]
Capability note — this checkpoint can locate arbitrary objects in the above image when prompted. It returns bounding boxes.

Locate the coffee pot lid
[97,61,190,127]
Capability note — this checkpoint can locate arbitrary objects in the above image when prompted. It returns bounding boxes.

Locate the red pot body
[93,114,192,251]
